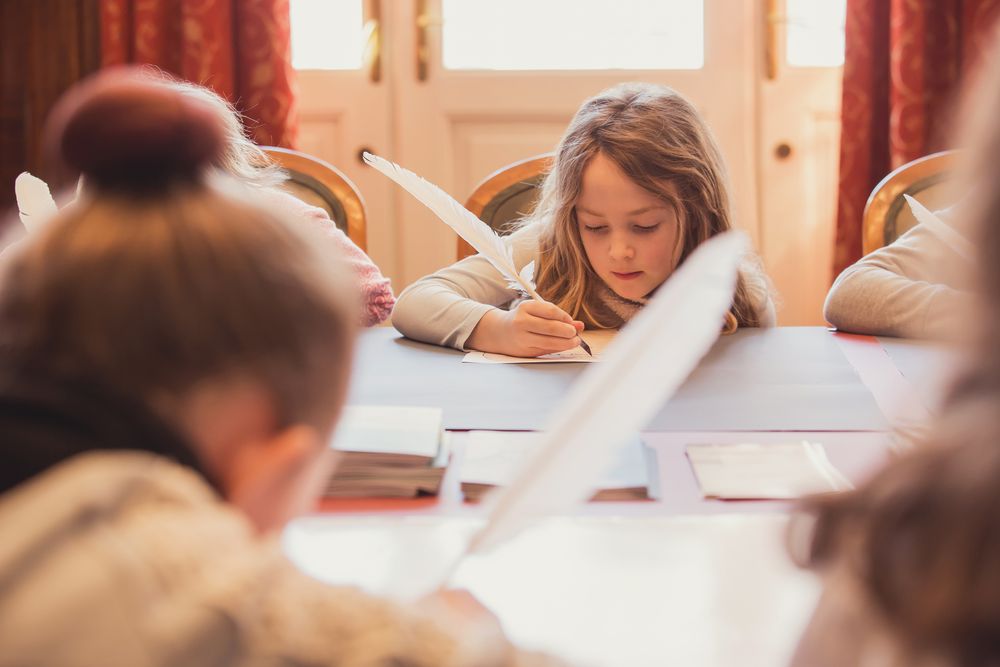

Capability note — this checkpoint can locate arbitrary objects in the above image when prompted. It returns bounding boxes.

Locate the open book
[460,431,659,501]
[326,406,448,498]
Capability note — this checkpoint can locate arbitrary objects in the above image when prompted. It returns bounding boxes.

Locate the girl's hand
[467,299,585,357]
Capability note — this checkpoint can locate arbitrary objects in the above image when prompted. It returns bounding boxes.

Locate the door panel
[291,0,844,324]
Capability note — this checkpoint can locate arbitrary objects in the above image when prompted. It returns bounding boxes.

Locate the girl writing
[392,82,774,357]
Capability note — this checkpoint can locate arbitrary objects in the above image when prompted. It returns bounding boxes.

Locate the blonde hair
[528,82,767,330]
[141,68,287,188]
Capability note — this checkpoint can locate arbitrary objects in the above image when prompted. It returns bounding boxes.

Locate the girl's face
[575,152,681,301]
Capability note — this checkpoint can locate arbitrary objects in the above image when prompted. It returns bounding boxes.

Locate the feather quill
[14,172,59,233]
[407,232,747,594]
[363,152,540,299]
[386,231,746,598]
[386,231,745,597]
[464,230,746,556]
[903,194,975,262]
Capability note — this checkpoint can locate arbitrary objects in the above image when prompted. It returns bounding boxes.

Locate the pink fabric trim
[261,189,395,326]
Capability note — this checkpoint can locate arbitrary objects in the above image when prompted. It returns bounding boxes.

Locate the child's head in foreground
[0,67,358,532]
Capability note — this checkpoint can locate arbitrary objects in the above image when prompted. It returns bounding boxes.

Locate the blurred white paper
[331,405,443,459]
[462,329,616,363]
[460,430,658,501]
[686,441,852,499]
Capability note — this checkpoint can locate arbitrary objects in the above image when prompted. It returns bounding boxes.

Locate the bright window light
[289,0,363,70]
[786,0,846,67]
[442,0,704,71]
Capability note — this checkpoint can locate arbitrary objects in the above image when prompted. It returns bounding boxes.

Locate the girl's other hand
[467,299,585,357]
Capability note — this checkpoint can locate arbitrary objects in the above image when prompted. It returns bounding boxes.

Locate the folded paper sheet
[686,441,852,499]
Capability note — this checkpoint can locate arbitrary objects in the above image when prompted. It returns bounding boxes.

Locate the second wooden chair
[459,153,554,260]
[862,150,958,255]
[262,146,368,251]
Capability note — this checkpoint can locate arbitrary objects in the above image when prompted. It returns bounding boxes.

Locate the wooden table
[285,327,954,667]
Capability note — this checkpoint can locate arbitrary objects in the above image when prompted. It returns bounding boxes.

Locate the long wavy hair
[140,68,287,188]
[527,82,768,330]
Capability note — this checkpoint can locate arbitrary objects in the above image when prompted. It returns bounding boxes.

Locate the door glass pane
[289,0,364,70]
[786,0,846,67]
[442,0,704,71]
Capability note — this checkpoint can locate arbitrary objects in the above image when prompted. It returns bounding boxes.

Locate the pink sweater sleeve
[264,189,395,326]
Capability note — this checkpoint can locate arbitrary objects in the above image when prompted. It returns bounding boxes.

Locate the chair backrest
[862,150,959,255]
[262,146,368,251]
[459,153,554,260]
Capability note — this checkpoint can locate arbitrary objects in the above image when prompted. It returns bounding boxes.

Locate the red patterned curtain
[99,0,298,147]
[833,0,1000,275]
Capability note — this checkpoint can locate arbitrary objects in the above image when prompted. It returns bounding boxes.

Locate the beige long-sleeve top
[392,224,775,350]
[823,219,974,340]
[0,451,568,667]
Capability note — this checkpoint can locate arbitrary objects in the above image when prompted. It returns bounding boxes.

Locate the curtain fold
[833,0,1000,276]
[99,0,298,147]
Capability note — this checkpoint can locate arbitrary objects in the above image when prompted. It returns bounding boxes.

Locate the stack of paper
[327,406,448,498]
[460,431,659,501]
[686,441,852,500]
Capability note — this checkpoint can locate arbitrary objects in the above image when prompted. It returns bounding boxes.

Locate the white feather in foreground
[14,172,58,233]
[363,152,540,298]
[396,232,746,595]
[904,194,975,262]
[465,231,747,556]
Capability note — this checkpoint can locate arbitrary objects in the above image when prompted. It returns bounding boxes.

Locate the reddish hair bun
[44,67,225,192]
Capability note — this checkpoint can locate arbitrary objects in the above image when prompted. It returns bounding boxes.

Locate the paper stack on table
[327,406,448,497]
[686,441,852,499]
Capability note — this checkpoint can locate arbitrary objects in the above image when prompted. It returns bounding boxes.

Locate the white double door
[295,0,841,324]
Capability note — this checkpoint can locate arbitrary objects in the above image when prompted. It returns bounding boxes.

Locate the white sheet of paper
[460,430,651,494]
[331,405,443,457]
[686,441,853,500]
[462,329,616,364]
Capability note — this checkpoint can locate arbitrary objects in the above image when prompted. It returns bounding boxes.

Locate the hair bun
[44,67,225,191]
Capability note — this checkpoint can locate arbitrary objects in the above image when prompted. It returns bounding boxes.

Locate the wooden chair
[862,150,959,255]
[262,146,368,251]
[459,153,554,260]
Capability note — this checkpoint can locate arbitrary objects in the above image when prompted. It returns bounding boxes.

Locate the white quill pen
[362,152,540,298]
[903,194,975,262]
[465,230,745,554]
[382,230,744,597]
[14,172,59,233]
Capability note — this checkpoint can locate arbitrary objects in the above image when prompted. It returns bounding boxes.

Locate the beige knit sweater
[824,217,974,340]
[0,451,568,667]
